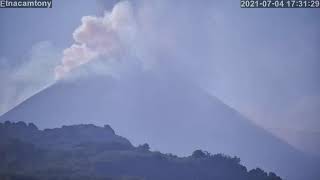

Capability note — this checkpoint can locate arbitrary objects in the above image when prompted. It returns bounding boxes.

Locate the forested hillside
[0,121,281,180]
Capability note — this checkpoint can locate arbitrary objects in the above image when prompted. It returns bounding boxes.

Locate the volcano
[0,69,319,180]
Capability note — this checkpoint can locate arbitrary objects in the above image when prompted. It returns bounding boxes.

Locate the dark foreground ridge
[0,121,282,180]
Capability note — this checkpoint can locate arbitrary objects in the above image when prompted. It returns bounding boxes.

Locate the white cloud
[55,1,137,80]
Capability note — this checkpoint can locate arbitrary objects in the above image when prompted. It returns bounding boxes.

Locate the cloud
[55,1,137,80]
[0,41,61,115]
[54,0,217,80]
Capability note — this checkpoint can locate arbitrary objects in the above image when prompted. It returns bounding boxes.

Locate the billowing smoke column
[55,1,136,80]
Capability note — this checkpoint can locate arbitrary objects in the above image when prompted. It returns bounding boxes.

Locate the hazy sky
[0,0,319,154]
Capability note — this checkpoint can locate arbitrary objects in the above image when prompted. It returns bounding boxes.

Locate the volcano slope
[1,70,319,180]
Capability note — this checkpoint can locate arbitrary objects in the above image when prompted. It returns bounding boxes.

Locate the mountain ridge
[0,121,132,151]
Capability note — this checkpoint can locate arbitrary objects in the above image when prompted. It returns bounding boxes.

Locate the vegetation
[0,121,282,180]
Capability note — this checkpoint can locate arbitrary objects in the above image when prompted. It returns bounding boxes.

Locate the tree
[137,143,150,152]
[191,150,207,158]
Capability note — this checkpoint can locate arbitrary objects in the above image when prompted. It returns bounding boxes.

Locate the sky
[0,0,319,155]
